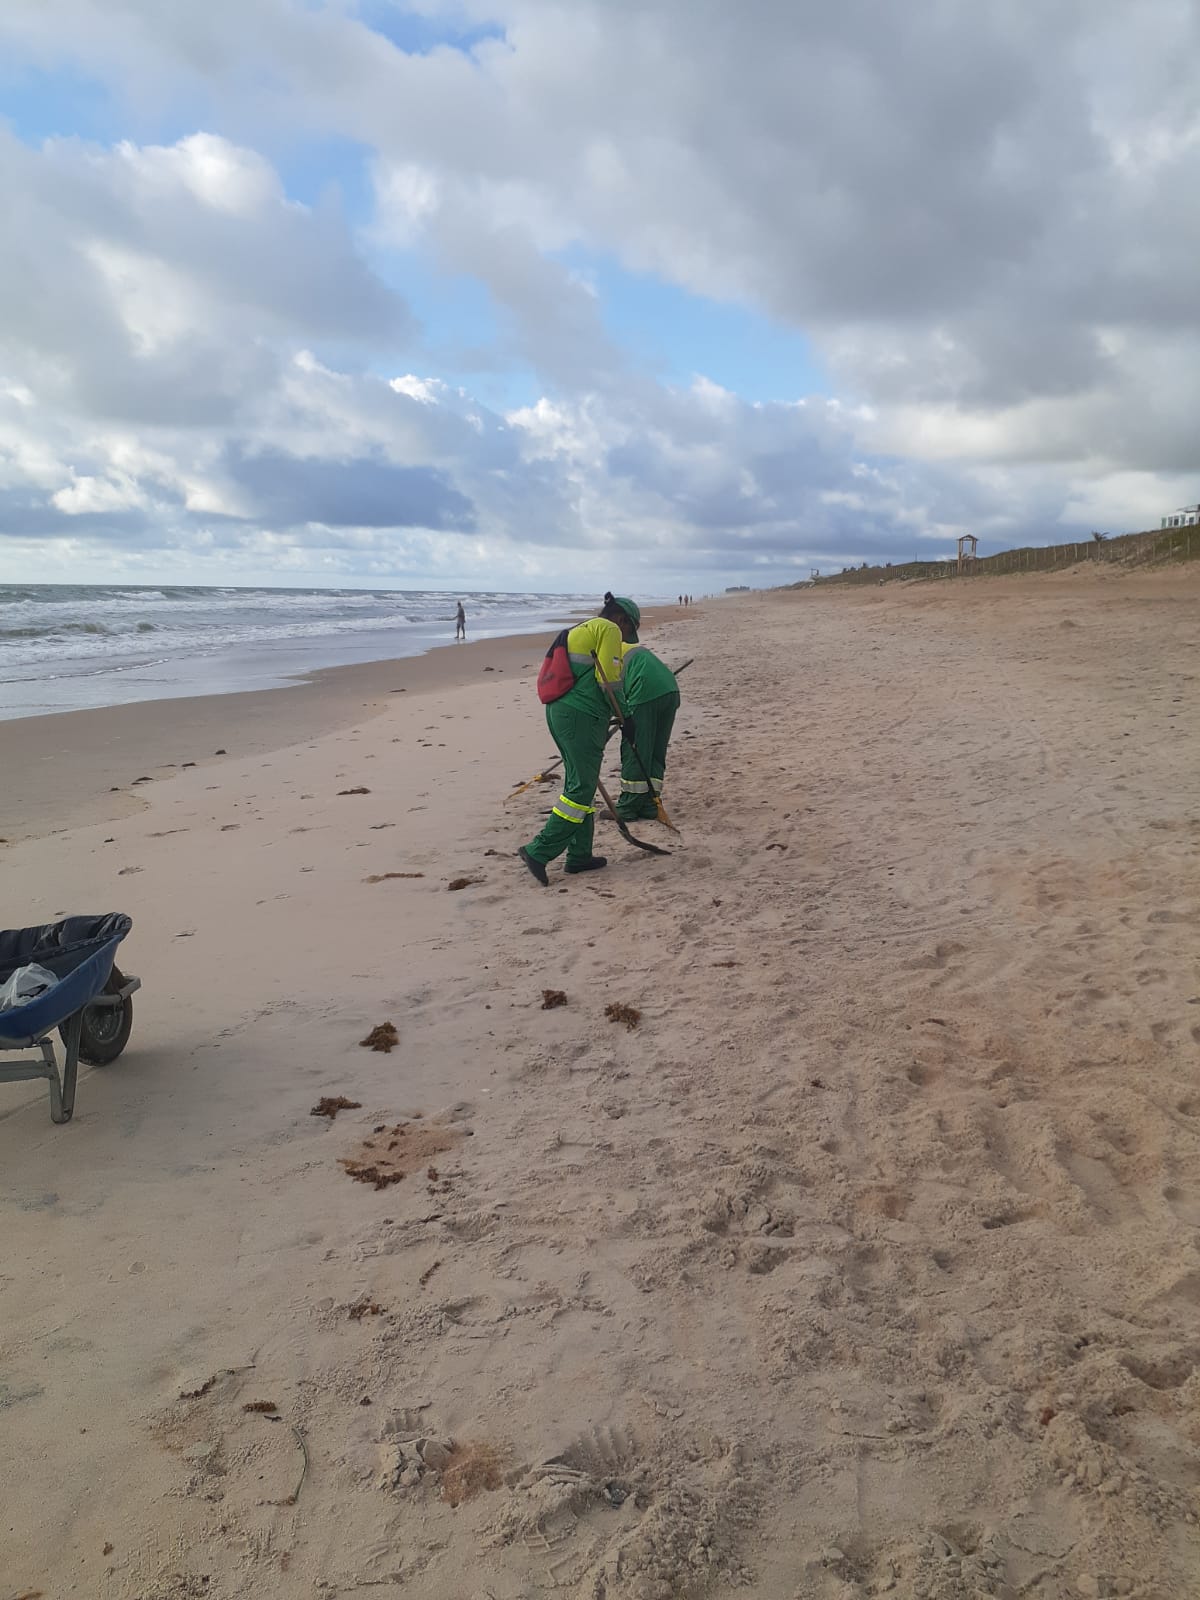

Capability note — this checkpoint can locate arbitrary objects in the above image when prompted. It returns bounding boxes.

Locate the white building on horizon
[1161,504,1199,528]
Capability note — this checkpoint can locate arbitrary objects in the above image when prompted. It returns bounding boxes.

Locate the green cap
[611,595,641,630]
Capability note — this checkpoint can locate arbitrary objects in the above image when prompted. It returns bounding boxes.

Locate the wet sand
[1,619,674,840]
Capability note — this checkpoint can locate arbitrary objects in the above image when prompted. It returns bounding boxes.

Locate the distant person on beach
[518,593,637,886]
[614,628,680,823]
[455,601,466,641]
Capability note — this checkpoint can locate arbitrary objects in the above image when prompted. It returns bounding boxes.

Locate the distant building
[1161,504,1199,528]
[725,585,751,592]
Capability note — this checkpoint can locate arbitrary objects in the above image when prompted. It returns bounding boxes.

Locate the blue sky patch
[353,2,506,58]
[1,62,126,146]
[561,248,829,402]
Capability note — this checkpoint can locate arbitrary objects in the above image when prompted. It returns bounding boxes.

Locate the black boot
[564,855,608,875]
[518,846,549,886]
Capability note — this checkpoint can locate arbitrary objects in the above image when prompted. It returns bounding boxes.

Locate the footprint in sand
[1119,1348,1199,1391]
[980,1206,1038,1231]
[1056,1147,1145,1226]
[1163,1184,1200,1227]
[906,1061,940,1088]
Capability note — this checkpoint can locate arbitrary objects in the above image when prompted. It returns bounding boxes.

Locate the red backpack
[537,629,576,704]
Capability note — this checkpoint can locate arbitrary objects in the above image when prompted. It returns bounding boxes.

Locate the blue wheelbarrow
[0,914,141,1124]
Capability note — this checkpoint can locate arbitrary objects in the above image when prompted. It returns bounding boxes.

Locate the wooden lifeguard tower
[957,534,978,574]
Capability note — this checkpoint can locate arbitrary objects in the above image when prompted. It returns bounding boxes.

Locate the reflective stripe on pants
[552,794,594,824]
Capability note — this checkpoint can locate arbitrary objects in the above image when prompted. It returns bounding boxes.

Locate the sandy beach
[1,572,1198,1600]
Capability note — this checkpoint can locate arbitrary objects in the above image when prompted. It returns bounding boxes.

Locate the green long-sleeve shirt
[619,643,678,709]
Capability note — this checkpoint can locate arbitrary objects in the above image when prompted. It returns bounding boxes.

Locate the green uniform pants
[617,690,680,820]
[524,701,609,865]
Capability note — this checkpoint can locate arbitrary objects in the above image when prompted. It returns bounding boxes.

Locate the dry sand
[1,572,1197,1600]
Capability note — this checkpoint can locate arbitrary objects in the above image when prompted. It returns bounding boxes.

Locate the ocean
[0,584,598,722]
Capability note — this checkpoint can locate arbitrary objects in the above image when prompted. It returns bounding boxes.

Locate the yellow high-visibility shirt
[557,617,625,718]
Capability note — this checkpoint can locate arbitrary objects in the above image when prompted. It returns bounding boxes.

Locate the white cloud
[83,242,201,355]
[390,374,447,404]
[115,132,285,216]
[373,160,441,246]
[1,1,1197,583]
[50,471,146,515]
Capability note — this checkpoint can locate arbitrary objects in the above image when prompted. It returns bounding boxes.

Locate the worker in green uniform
[518,595,638,886]
[613,622,680,822]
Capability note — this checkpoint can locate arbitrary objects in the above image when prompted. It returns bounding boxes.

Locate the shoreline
[0,607,594,727]
[0,607,686,841]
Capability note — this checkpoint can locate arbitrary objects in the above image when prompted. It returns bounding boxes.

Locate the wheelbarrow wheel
[60,967,134,1066]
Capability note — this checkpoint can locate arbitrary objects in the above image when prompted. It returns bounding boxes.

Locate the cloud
[0,126,409,427]
[224,445,476,530]
[1,2,1197,584]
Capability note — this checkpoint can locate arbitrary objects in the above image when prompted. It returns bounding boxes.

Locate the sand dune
[1,571,1197,1598]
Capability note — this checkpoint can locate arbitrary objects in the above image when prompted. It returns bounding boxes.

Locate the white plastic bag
[0,962,57,1011]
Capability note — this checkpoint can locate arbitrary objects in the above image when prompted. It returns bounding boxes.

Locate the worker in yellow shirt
[518,595,637,885]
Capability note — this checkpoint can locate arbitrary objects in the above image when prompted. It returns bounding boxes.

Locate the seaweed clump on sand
[440,1440,507,1506]
[310,1096,362,1119]
[341,1120,466,1191]
[360,1022,398,1053]
[605,1002,641,1031]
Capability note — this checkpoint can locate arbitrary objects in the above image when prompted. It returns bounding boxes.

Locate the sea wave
[0,584,626,716]
[0,583,600,687]
[0,620,117,640]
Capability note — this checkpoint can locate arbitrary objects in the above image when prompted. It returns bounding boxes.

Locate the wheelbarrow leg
[42,1039,66,1124]
[48,1013,82,1124]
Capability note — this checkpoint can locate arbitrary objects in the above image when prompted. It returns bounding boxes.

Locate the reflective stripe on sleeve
[570,650,624,683]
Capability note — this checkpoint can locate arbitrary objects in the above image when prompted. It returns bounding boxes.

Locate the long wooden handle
[591,650,624,717]
[504,754,563,803]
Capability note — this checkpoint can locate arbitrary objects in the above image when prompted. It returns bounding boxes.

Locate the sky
[1,1,1198,592]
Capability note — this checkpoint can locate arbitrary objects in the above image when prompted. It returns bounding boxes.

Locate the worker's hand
[622,718,638,744]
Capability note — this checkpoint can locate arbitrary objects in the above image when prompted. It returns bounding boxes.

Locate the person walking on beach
[614,628,680,823]
[455,600,466,641]
[518,594,637,885]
